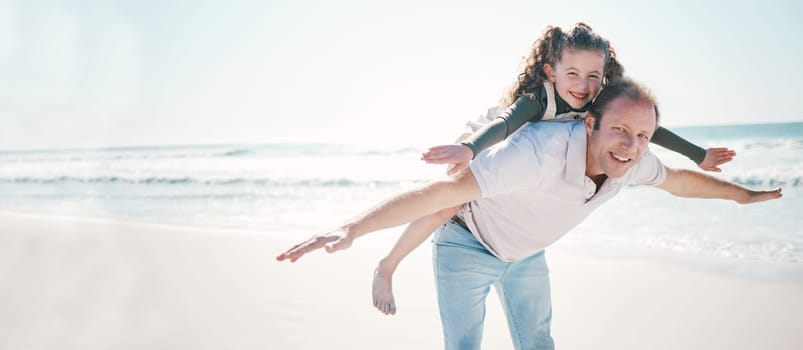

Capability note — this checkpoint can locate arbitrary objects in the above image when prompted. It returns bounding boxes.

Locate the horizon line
[3,120,802,154]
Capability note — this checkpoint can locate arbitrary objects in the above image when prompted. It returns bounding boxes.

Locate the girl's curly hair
[500,23,624,107]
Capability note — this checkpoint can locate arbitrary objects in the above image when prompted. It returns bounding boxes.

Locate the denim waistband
[451,215,470,231]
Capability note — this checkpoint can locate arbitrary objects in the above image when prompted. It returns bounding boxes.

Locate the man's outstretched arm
[657,167,782,204]
[276,169,482,262]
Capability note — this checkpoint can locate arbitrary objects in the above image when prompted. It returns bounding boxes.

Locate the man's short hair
[588,77,660,130]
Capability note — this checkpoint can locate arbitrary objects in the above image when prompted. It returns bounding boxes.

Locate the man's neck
[589,173,608,193]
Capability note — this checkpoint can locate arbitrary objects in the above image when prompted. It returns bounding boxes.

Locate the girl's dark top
[460,84,706,164]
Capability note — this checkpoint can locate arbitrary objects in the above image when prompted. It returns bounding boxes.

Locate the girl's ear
[543,64,556,83]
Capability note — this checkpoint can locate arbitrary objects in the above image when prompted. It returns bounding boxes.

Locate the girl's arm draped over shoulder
[460,96,545,158]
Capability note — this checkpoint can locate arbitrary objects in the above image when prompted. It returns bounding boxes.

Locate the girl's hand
[421,144,474,175]
[697,147,736,172]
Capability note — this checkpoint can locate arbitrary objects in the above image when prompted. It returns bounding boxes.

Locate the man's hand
[276,229,353,263]
[697,147,736,172]
[421,144,474,175]
[738,188,783,204]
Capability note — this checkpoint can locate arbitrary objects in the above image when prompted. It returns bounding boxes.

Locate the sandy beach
[2,211,802,350]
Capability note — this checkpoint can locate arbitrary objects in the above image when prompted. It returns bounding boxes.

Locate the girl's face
[544,49,606,109]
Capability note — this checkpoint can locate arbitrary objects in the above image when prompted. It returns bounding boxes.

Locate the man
[276,77,781,350]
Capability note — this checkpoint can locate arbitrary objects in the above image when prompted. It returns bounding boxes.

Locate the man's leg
[495,249,554,350]
[432,221,505,350]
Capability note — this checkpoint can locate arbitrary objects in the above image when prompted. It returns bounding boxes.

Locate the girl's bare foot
[372,267,396,315]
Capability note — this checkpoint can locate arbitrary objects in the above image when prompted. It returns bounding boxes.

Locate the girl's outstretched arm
[422,96,544,174]
[651,127,735,172]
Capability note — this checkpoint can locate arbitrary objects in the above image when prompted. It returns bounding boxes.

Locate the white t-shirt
[463,120,666,262]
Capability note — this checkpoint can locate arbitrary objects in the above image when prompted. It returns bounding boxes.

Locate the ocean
[1,122,801,263]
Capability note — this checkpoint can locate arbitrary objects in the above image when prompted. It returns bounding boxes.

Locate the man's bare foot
[372,267,397,315]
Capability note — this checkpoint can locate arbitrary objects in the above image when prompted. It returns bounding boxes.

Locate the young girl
[371,23,735,315]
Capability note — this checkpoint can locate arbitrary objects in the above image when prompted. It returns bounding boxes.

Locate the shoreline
[2,211,802,349]
[2,209,800,280]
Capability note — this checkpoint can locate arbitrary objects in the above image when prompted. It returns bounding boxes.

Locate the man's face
[585,97,657,178]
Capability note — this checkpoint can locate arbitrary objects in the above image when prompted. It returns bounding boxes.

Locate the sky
[1,0,802,151]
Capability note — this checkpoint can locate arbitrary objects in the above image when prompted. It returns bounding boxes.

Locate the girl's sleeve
[650,126,706,164]
[460,96,545,158]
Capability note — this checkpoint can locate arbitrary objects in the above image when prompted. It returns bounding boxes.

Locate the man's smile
[610,152,632,163]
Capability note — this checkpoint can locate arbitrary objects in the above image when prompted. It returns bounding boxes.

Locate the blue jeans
[432,221,554,350]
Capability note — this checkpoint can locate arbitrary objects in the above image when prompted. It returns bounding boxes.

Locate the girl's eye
[568,72,578,76]
[613,127,625,133]
[639,134,650,141]
[589,75,601,80]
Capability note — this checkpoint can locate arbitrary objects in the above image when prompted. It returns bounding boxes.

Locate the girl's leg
[373,205,462,315]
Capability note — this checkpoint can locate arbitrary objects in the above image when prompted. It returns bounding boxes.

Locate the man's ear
[584,114,596,134]
[543,64,556,83]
